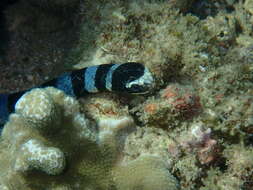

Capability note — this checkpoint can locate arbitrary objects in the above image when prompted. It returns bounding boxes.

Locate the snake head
[111,62,154,94]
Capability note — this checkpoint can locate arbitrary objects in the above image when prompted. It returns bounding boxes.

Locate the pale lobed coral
[0,87,179,190]
[15,139,65,175]
[15,88,61,129]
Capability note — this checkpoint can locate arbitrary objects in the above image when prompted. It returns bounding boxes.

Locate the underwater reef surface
[1,0,253,189]
[0,87,179,189]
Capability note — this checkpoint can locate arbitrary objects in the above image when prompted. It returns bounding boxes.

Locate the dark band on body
[71,68,87,97]
[41,78,57,88]
[1,62,151,128]
[7,91,24,113]
[95,64,114,91]
[111,62,144,92]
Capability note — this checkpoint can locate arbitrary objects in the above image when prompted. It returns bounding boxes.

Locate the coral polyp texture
[15,139,66,175]
[0,87,179,190]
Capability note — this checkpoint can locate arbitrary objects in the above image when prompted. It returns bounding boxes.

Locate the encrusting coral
[0,87,179,190]
[114,155,179,190]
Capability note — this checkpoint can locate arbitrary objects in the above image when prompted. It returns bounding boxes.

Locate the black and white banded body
[0,62,154,126]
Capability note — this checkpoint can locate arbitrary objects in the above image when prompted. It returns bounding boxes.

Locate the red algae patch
[136,83,202,128]
[161,84,202,119]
